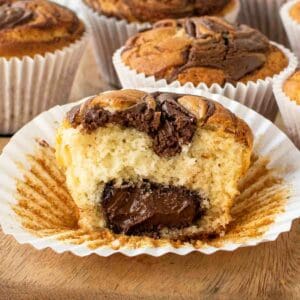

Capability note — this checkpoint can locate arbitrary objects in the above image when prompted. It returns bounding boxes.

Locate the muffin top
[283,70,300,105]
[121,16,288,87]
[65,89,253,157]
[84,0,235,23]
[290,1,300,23]
[0,0,85,58]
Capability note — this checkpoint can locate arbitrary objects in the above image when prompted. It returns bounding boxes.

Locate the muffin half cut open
[56,90,253,240]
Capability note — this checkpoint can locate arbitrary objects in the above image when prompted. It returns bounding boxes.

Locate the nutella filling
[68,92,199,157]
[0,2,33,29]
[102,180,203,236]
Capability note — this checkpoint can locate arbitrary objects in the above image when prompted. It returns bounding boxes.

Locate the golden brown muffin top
[290,1,300,23]
[283,70,300,105]
[84,0,233,23]
[121,16,279,86]
[65,89,253,157]
[0,0,85,58]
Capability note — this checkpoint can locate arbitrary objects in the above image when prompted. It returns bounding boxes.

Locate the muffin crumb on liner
[0,87,299,257]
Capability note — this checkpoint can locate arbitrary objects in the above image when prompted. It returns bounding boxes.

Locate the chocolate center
[102,180,203,236]
[0,2,33,30]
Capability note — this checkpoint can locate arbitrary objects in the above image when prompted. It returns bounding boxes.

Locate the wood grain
[0,138,300,299]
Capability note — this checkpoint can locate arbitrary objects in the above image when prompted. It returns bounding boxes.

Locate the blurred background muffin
[280,0,300,60]
[114,16,297,121]
[274,70,300,148]
[0,0,88,134]
[80,0,240,87]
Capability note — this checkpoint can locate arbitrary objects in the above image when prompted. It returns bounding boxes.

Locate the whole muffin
[0,0,87,134]
[83,0,237,23]
[283,70,300,105]
[121,16,288,87]
[0,0,85,58]
[56,89,253,239]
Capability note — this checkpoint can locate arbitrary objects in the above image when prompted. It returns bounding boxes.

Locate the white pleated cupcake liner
[0,87,300,257]
[113,42,298,121]
[80,0,240,87]
[280,0,300,61]
[238,0,290,47]
[273,71,300,149]
[0,31,89,135]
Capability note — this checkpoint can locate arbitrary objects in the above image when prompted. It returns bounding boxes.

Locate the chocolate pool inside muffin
[102,180,204,236]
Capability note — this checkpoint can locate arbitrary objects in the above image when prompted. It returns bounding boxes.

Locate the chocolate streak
[68,92,199,157]
[102,180,203,236]
[0,2,33,29]
[148,17,270,82]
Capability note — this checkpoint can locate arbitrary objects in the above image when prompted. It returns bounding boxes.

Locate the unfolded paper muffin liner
[273,70,300,149]
[238,0,290,47]
[0,31,89,135]
[113,43,298,121]
[80,0,240,87]
[280,0,300,61]
[0,87,300,257]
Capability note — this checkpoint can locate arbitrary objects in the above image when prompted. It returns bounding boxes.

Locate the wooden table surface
[0,137,300,300]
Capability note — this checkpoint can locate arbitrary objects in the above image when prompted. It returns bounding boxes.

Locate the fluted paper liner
[238,0,290,47]
[0,31,89,135]
[80,0,240,87]
[273,69,300,149]
[0,87,299,257]
[280,0,300,60]
[113,43,298,121]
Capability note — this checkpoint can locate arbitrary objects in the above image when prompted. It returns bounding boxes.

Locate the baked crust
[83,0,236,23]
[121,17,288,87]
[290,2,300,23]
[283,70,300,105]
[65,89,253,149]
[0,0,85,58]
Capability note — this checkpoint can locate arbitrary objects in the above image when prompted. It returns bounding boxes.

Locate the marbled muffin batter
[83,0,237,23]
[0,0,85,58]
[56,89,253,240]
[122,16,288,87]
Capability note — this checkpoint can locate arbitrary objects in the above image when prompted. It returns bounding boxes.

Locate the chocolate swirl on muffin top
[66,90,253,157]
[0,1,33,29]
[84,0,232,23]
[0,0,85,58]
[122,16,274,85]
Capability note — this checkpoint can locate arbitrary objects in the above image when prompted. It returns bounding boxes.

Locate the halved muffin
[56,90,253,240]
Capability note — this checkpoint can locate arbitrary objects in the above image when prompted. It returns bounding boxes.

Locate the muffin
[289,1,300,23]
[274,70,300,148]
[80,0,240,87]
[121,17,287,87]
[114,16,297,121]
[56,89,253,239]
[238,0,289,47]
[281,0,300,60]
[283,70,300,104]
[0,0,87,134]
[83,0,239,23]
